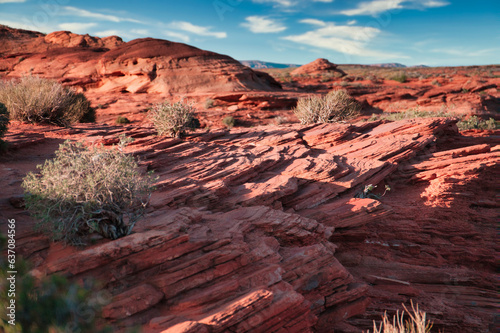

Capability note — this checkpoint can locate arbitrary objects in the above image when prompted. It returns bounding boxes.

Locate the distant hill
[240,60,300,69]
[370,63,407,68]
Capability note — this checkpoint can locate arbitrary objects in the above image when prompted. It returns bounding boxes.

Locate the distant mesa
[240,60,300,69]
[0,25,281,95]
[291,58,347,77]
[370,63,407,68]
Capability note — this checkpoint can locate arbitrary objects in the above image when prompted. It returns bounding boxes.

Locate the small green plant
[461,88,469,93]
[368,302,433,333]
[205,98,215,109]
[149,100,198,138]
[0,102,9,150]
[457,116,497,131]
[0,76,95,126]
[116,116,131,124]
[274,116,287,125]
[22,139,156,244]
[390,71,407,83]
[431,79,441,86]
[294,89,361,124]
[355,184,391,200]
[222,115,236,129]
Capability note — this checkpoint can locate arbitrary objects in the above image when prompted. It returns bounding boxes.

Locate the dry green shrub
[116,116,131,124]
[149,100,198,138]
[368,302,433,333]
[294,89,361,124]
[222,115,236,129]
[22,139,155,245]
[0,76,95,126]
[0,103,8,149]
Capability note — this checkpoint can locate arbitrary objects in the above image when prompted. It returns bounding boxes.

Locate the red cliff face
[291,58,347,77]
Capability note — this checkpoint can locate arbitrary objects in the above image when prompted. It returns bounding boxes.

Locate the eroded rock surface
[1,118,498,332]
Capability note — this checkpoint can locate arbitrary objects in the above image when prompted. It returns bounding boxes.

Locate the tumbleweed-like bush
[149,100,198,138]
[294,89,361,124]
[0,76,95,126]
[22,139,155,244]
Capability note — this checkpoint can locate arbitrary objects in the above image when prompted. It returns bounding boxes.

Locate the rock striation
[291,58,347,77]
[2,117,498,332]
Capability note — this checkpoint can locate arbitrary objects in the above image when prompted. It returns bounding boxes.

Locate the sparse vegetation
[274,115,287,125]
[390,71,407,83]
[205,98,215,109]
[431,79,441,86]
[457,116,497,131]
[0,102,9,150]
[0,234,110,333]
[149,100,198,138]
[116,116,131,124]
[0,76,95,126]
[367,107,455,121]
[222,115,236,129]
[294,89,361,124]
[22,139,156,245]
[368,302,433,333]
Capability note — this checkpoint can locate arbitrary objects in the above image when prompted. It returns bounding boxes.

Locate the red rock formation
[2,117,497,332]
[291,58,347,77]
[0,26,281,96]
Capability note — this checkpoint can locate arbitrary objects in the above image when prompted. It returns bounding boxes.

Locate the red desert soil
[0,26,499,332]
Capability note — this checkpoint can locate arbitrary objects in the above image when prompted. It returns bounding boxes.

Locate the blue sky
[1,0,499,66]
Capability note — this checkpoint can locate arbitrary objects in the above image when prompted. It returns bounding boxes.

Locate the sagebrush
[22,139,155,244]
[149,100,198,138]
[222,115,236,129]
[294,89,361,124]
[0,76,95,126]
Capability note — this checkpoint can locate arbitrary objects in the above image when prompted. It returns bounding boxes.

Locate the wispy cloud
[62,6,142,23]
[59,22,97,33]
[284,19,404,59]
[340,0,450,16]
[163,30,190,43]
[430,47,498,57]
[94,30,121,37]
[170,21,227,39]
[253,0,296,6]
[241,16,287,33]
[0,0,26,3]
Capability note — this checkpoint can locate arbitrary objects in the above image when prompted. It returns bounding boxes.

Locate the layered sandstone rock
[291,58,347,77]
[2,117,497,332]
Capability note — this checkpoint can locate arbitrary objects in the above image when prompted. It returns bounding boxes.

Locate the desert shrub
[274,116,287,125]
[0,76,95,126]
[222,116,236,129]
[294,89,361,124]
[116,116,131,124]
[390,71,407,83]
[205,98,215,109]
[457,116,497,131]
[431,79,441,86]
[149,100,198,138]
[368,302,433,333]
[22,139,155,244]
[0,102,8,141]
[367,107,456,121]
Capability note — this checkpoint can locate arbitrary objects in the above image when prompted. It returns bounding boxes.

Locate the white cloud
[300,18,327,27]
[163,30,190,43]
[340,0,450,16]
[341,0,404,16]
[283,19,403,58]
[253,0,296,6]
[94,30,120,37]
[0,0,25,3]
[347,20,357,25]
[422,0,450,7]
[63,6,142,23]
[130,29,149,36]
[59,22,97,33]
[241,16,287,33]
[170,21,227,39]
[313,0,334,2]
